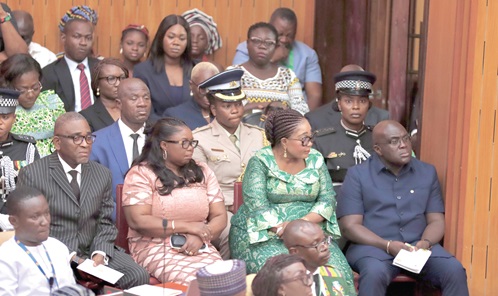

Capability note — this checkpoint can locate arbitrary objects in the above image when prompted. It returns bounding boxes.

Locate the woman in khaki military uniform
[192,69,267,259]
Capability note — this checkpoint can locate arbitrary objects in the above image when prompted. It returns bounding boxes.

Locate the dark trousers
[353,255,469,296]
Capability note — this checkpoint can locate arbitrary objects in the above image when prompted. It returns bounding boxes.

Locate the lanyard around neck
[15,237,59,290]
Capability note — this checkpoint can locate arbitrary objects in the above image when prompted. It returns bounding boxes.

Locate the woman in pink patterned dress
[122,117,227,285]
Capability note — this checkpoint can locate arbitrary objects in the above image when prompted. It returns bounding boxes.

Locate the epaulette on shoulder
[192,124,212,133]
[12,134,36,144]
[315,127,336,137]
[242,122,265,131]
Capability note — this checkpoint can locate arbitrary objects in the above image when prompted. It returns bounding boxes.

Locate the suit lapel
[48,153,79,205]
[212,120,239,155]
[80,162,91,205]
[108,122,129,175]
[55,58,75,110]
[239,124,254,160]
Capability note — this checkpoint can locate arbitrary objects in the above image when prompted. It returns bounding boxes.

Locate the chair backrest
[0,231,14,245]
[115,184,130,253]
[233,182,243,213]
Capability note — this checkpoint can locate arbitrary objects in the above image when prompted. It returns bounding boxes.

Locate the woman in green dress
[229,108,356,295]
[0,54,65,157]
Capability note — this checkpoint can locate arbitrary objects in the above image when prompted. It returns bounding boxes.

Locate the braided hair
[264,108,304,147]
[131,117,204,195]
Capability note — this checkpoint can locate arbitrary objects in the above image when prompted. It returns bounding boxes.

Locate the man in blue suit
[90,78,151,220]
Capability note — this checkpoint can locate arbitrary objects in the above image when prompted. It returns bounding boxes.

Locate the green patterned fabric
[11,90,65,157]
[229,146,356,295]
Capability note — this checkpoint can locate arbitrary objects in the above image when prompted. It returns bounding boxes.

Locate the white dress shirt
[117,119,146,167]
[29,42,57,68]
[64,56,94,112]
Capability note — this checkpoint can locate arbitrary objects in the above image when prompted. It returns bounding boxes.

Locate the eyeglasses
[293,236,334,252]
[164,139,199,149]
[56,134,96,145]
[15,81,42,95]
[249,37,277,48]
[281,271,313,287]
[381,134,411,146]
[98,75,127,85]
[288,134,315,146]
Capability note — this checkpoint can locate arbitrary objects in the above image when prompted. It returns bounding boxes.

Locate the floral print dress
[229,146,356,295]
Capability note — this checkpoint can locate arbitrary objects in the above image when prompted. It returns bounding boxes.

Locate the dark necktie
[77,63,91,110]
[68,170,80,202]
[130,134,140,160]
[313,273,322,296]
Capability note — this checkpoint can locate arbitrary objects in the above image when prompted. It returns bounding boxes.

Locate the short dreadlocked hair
[264,108,304,147]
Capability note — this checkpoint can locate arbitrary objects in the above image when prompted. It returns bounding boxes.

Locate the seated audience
[90,78,151,220]
[313,66,376,189]
[11,10,57,68]
[1,53,65,157]
[252,254,313,296]
[122,117,226,285]
[282,219,355,296]
[163,62,218,130]
[305,64,388,134]
[229,109,350,280]
[182,8,223,71]
[17,112,149,289]
[41,5,98,112]
[229,22,309,115]
[233,8,322,110]
[196,260,247,296]
[0,3,28,63]
[337,120,469,296]
[119,24,149,77]
[134,14,194,119]
[0,88,39,220]
[0,186,76,295]
[80,58,129,132]
[193,69,267,259]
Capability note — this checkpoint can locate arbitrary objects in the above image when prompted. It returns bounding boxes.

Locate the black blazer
[41,57,99,112]
[80,98,115,132]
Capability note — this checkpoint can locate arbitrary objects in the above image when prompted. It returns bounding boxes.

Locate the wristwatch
[70,255,81,269]
[0,13,11,24]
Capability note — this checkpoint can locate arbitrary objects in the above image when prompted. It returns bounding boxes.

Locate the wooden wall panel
[3,0,315,69]
[422,0,497,294]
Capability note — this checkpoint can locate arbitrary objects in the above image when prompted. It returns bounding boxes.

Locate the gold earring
[119,48,123,54]
[163,150,168,160]
[190,90,193,96]
[283,147,287,158]
[96,88,100,96]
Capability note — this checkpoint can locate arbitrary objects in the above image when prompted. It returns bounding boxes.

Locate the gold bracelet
[386,240,392,254]
[301,217,310,221]
[172,220,175,232]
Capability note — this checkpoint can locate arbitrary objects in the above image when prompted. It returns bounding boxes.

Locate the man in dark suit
[41,5,98,112]
[90,78,151,220]
[17,112,149,289]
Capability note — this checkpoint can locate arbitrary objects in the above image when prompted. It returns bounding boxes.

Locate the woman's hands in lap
[179,234,205,256]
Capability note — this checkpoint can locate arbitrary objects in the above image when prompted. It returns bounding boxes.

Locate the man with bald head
[337,120,469,295]
[163,61,219,130]
[282,219,355,296]
[17,112,149,288]
[12,10,57,68]
[305,64,389,132]
[91,78,152,220]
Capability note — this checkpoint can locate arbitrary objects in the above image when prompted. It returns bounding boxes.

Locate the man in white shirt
[91,78,152,221]
[41,5,99,112]
[11,10,57,68]
[17,112,149,289]
[0,186,76,295]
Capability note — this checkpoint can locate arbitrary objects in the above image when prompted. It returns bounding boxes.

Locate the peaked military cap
[199,69,246,102]
[334,70,376,96]
[0,89,20,114]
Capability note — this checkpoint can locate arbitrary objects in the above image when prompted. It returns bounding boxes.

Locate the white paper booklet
[124,284,183,296]
[77,259,124,284]
[392,248,432,274]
